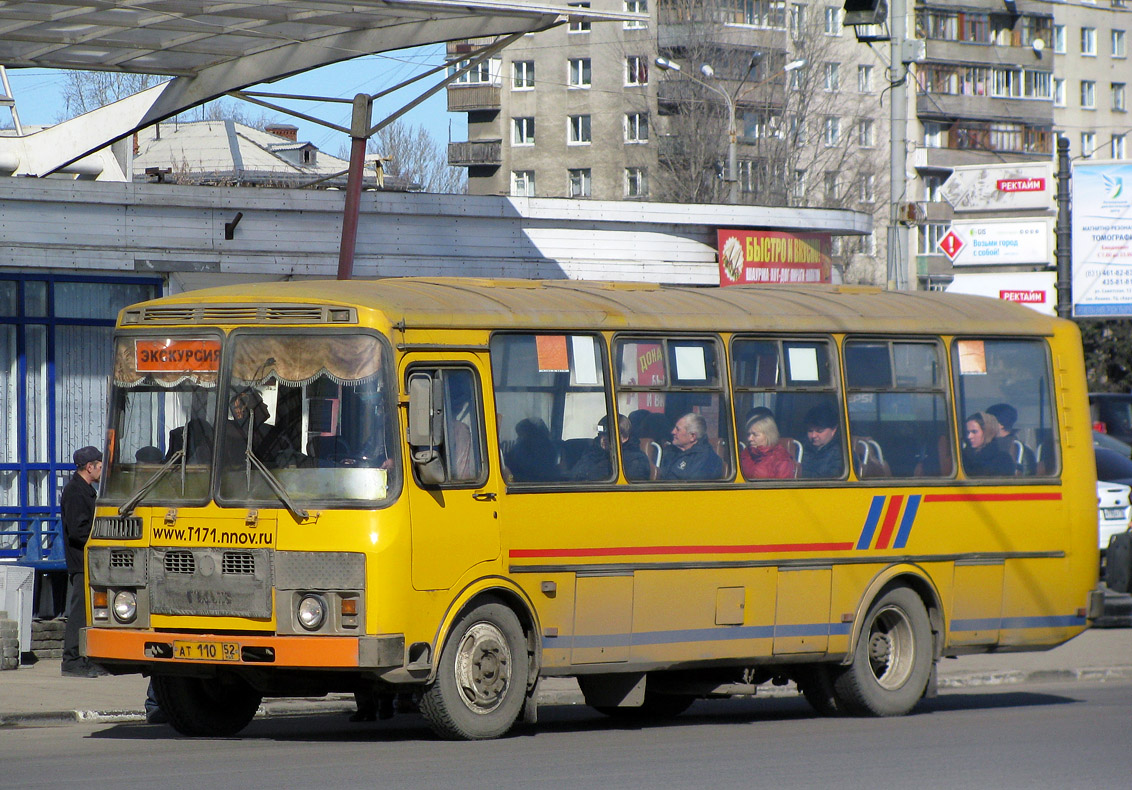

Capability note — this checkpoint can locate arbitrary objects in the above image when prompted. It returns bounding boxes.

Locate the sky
[2,44,467,158]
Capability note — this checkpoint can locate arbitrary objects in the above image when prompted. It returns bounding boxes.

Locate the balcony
[916,93,1053,127]
[448,140,502,167]
[446,38,498,56]
[447,84,501,112]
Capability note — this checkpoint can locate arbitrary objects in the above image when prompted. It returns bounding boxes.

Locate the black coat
[61,471,97,573]
[659,439,724,481]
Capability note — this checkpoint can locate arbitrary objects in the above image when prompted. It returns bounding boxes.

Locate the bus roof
[121,278,1061,336]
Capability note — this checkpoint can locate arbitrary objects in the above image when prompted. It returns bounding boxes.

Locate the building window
[625,167,648,198]
[788,115,807,144]
[624,0,647,30]
[568,115,592,145]
[1053,24,1066,53]
[1082,132,1096,158]
[1081,27,1097,56]
[568,168,592,198]
[512,116,535,146]
[788,67,804,91]
[860,174,875,203]
[792,169,807,200]
[512,61,535,90]
[790,3,806,38]
[568,2,591,32]
[1081,80,1096,109]
[450,57,500,85]
[1114,134,1127,159]
[923,172,947,202]
[1115,29,1127,58]
[1054,78,1066,107]
[511,170,535,197]
[824,6,841,35]
[626,55,648,85]
[858,118,875,148]
[625,112,649,143]
[824,172,838,202]
[923,122,944,148]
[824,116,840,146]
[1115,83,1127,112]
[569,58,592,88]
[736,0,788,28]
[824,62,840,92]
[858,64,873,93]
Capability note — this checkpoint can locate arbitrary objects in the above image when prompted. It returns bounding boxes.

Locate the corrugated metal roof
[129,278,1062,336]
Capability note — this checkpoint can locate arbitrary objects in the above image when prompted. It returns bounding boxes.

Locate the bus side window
[732,337,841,481]
[490,334,613,485]
[406,366,486,486]
[844,338,951,480]
[951,338,1059,479]
[615,336,732,483]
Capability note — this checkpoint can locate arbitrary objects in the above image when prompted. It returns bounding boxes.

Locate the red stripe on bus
[874,495,904,550]
[510,543,855,559]
[922,493,1062,503]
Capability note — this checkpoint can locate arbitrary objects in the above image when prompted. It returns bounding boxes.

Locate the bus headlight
[297,594,327,631]
[112,590,138,623]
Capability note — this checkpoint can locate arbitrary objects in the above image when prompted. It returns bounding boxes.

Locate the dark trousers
[62,570,86,669]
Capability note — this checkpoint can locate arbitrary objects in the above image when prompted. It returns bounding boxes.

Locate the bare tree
[59,71,159,119]
[361,119,466,194]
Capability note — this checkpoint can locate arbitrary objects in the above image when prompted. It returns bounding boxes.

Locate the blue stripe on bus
[892,494,921,549]
[950,615,1086,631]
[543,621,852,650]
[856,495,886,550]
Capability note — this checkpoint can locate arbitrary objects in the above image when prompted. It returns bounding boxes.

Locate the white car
[1097,480,1132,552]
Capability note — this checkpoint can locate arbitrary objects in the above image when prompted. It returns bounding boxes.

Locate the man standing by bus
[661,413,723,480]
[61,445,106,678]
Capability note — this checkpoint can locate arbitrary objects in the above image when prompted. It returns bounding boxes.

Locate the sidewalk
[2,629,1129,727]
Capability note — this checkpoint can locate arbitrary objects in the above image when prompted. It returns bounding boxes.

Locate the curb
[5,667,1131,728]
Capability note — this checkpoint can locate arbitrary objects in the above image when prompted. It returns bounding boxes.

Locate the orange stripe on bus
[85,628,362,668]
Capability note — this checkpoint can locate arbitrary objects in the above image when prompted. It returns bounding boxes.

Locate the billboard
[945,271,1056,316]
[717,230,832,286]
[940,162,1055,213]
[1071,161,1132,317]
[938,218,1053,266]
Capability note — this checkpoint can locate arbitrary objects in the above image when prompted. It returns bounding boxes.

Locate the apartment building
[447,1,1128,288]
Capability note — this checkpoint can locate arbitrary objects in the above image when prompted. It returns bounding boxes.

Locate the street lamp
[655,56,805,204]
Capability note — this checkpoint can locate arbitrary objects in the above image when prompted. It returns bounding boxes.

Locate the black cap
[73,446,102,467]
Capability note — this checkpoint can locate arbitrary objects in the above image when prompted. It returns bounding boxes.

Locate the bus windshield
[103,331,398,508]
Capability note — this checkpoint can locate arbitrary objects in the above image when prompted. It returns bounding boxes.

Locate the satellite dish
[1032,38,1045,52]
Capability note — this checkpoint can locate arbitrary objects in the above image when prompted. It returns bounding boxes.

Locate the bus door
[403,358,499,591]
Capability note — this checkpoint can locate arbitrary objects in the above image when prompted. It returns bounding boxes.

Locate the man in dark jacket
[660,413,724,481]
[571,415,651,481]
[800,404,844,479]
[61,445,106,678]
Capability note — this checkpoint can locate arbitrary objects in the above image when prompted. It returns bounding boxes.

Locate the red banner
[717,230,832,286]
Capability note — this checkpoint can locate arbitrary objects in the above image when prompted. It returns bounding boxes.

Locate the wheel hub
[453,622,512,715]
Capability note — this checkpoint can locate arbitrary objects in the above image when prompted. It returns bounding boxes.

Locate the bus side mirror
[407,372,446,485]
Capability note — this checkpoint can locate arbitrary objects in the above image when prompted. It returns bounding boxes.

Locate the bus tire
[420,602,528,740]
[834,586,932,717]
[151,673,262,737]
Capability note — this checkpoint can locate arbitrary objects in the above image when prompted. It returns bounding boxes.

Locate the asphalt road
[2,680,1128,790]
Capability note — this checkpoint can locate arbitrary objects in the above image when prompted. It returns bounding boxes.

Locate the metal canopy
[0,0,625,176]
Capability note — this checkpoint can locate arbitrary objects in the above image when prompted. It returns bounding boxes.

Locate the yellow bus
[84,278,1102,739]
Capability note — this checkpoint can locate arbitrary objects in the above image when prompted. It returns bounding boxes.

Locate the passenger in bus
[570,415,650,481]
[985,402,1036,476]
[963,412,1016,477]
[166,417,214,464]
[225,388,308,469]
[135,446,164,464]
[660,413,724,481]
[799,404,844,479]
[505,418,560,482]
[739,413,797,480]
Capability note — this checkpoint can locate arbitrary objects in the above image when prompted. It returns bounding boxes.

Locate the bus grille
[120,304,357,325]
[109,550,134,569]
[164,550,195,574]
[150,548,272,618]
[92,516,142,540]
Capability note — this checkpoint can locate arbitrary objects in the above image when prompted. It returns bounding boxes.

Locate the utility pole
[887,0,910,291]
[1055,136,1072,318]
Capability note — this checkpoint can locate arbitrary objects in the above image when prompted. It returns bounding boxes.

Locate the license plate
[1103,508,1127,520]
[172,640,240,662]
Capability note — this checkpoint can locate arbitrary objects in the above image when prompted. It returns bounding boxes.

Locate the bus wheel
[152,674,262,737]
[834,587,931,717]
[420,603,529,740]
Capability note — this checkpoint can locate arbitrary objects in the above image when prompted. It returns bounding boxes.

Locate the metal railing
[0,514,65,569]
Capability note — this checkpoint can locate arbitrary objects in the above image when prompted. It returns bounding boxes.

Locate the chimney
[265,123,298,142]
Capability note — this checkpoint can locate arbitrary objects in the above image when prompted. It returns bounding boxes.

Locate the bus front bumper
[83,628,405,670]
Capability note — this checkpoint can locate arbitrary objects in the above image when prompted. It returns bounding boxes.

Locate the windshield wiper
[119,450,184,516]
[245,448,309,520]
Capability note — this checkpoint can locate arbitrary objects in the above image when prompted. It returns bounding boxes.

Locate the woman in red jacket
[740,413,797,480]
